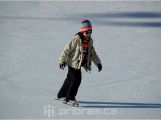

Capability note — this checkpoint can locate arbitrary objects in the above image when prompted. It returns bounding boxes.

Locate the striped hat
[80,19,92,32]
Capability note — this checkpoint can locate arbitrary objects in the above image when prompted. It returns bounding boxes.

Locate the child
[57,20,102,105]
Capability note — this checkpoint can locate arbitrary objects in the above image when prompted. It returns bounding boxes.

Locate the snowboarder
[57,19,102,105]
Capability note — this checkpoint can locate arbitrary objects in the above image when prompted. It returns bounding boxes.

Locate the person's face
[83,30,92,39]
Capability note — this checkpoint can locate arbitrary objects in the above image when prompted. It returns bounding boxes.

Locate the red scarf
[82,40,89,61]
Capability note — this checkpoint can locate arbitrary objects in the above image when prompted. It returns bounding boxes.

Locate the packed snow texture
[0,1,161,119]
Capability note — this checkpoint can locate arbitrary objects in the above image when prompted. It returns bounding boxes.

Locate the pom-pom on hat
[80,19,92,32]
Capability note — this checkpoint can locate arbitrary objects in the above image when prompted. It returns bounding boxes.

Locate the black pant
[57,66,82,100]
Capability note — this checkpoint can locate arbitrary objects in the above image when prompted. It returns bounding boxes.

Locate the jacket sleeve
[59,37,76,64]
[91,46,102,66]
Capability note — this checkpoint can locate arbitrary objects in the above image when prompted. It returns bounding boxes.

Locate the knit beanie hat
[80,19,92,32]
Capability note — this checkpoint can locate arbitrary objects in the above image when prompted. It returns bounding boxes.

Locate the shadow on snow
[79,12,161,27]
[79,101,161,108]
[0,12,161,27]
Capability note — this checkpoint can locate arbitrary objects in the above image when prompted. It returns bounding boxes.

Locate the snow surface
[0,1,161,119]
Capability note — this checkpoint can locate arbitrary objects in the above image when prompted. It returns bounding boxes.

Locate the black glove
[59,62,66,70]
[97,64,102,72]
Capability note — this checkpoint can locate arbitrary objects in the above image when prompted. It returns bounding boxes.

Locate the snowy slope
[0,1,161,119]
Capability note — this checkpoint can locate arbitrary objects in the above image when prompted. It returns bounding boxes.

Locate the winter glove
[59,62,66,70]
[97,64,102,72]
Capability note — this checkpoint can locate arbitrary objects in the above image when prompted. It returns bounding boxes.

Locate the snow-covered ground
[0,1,161,119]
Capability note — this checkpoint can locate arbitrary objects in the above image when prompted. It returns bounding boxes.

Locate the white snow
[0,1,161,119]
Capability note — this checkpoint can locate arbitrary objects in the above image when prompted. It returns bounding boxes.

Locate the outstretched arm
[91,47,102,72]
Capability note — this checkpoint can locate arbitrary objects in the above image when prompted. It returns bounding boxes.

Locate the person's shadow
[79,101,161,108]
